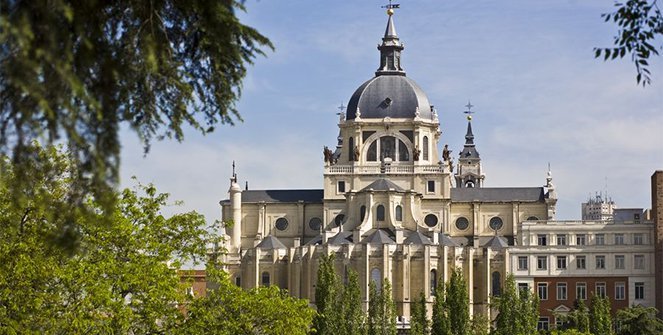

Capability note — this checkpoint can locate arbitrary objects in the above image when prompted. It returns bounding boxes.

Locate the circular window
[455,217,469,230]
[275,217,289,231]
[424,214,438,227]
[489,217,503,231]
[309,217,322,231]
[527,216,539,221]
[334,214,345,226]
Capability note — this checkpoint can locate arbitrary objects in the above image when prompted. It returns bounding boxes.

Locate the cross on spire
[381,0,400,15]
[337,103,346,113]
[463,100,475,121]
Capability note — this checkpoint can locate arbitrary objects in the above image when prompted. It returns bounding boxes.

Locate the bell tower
[455,102,485,188]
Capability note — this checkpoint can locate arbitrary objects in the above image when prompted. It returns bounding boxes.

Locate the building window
[395,205,403,221]
[492,271,502,296]
[235,276,241,287]
[576,283,587,300]
[309,217,322,231]
[614,233,625,245]
[424,214,438,227]
[262,272,270,286]
[595,234,605,245]
[376,205,385,222]
[557,283,567,300]
[538,317,550,331]
[455,217,470,230]
[576,255,587,269]
[634,255,645,270]
[615,255,625,270]
[427,180,435,193]
[557,256,567,270]
[595,255,605,269]
[430,269,437,296]
[337,181,346,193]
[367,141,377,161]
[537,234,547,246]
[360,206,366,222]
[334,214,345,226]
[518,256,528,270]
[527,216,539,221]
[371,268,382,292]
[423,136,429,161]
[635,282,645,300]
[275,217,289,231]
[537,256,548,270]
[537,283,548,300]
[615,282,625,300]
[518,283,530,296]
[576,234,586,245]
[489,217,503,231]
[367,136,410,162]
[556,234,567,246]
[595,282,606,298]
[634,233,644,245]
[348,137,354,161]
[634,213,641,224]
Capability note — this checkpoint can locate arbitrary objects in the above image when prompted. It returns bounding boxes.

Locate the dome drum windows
[366,135,410,162]
[376,205,386,222]
[395,205,403,221]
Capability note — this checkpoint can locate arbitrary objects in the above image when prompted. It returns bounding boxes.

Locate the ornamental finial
[381,0,400,16]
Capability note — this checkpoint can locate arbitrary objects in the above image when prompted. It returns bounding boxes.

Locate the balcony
[324,164,444,175]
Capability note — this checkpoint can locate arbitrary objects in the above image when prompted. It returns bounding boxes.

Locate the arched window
[380,136,396,160]
[398,139,409,161]
[430,269,438,295]
[376,205,385,221]
[360,206,367,222]
[371,268,382,292]
[395,205,403,221]
[235,276,241,287]
[262,271,270,286]
[348,137,354,161]
[492,271,501,296]
[423,136,429,161]
[367,141,377,161]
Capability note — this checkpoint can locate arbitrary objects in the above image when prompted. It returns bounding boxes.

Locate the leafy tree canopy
[0,0,272,215]
[596,0,662,85]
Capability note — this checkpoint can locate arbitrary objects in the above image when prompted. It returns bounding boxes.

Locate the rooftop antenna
[464,100,475,121]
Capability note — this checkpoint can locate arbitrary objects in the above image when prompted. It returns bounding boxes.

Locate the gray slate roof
[482,236,509,249]
[256,235,286,250]
[346,75,432,120]
[221,189,323,204]
[362,229,396,244]
[451,187,544,202]
[404,231,432,245]
[361,178,405,192]
[328,231,353,245]
[439,234,460,247]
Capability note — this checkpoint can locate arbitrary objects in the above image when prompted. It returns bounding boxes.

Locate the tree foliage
[589,295,613,335]
[431,272,450,335]
[469,313,490,335]
[0,0,273,216]
[596,0,662,85]
[0,145,314,334]
[615,305,663,335]
[447,269,470,335]
[368,279,396,335]
[411,291,430,335]
[313,254,365,335]
[182,269,315,335]
[0,145,216,333]
[492,274,539,335]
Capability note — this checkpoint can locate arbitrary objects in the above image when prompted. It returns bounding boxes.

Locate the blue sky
[120,1,662,224]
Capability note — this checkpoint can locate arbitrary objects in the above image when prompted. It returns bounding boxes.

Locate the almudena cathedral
[219,9,663,331]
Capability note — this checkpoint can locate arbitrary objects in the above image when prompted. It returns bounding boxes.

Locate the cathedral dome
[346,75,432,120]
[344,11,433,121]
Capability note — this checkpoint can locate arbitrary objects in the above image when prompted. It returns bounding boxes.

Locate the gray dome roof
[346,75,433,120]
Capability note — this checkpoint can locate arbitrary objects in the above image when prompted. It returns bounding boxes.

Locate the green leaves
[0,0,273,221]
[595,0,662,86]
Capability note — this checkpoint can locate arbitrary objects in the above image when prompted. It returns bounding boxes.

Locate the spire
[464,122,475,145]
[376,7,405,76]
[455,101,484,188]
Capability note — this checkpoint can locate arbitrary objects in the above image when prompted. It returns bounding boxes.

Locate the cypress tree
[589,295,612,335]
[411,291,430,335]
[447,269,470,335]
[431,273,451,335]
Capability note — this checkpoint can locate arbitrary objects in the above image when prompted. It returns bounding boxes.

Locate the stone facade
[218,11,659,331]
